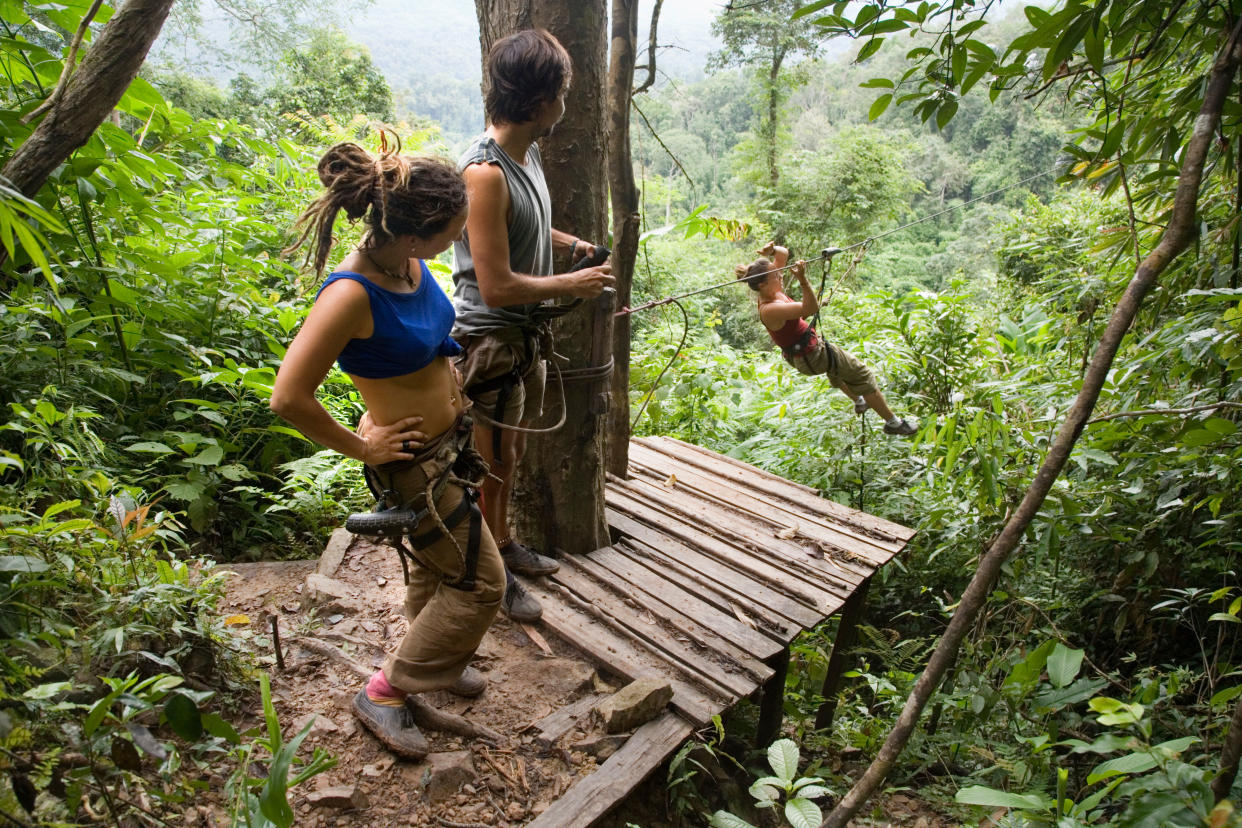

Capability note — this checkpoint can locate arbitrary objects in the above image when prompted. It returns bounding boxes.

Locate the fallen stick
[288,636,504,744]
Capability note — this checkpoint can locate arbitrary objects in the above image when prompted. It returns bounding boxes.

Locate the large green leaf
[767,738,799,781]
[955,785,1053,810]
[1047,643,1085,688]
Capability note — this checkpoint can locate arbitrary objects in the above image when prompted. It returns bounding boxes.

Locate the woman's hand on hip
[357,412,426,464]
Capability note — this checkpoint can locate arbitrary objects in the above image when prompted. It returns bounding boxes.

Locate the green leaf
[165,693,203,741]
[856,38,884,62]
[710,812,757,828]
[868,94,893,121]
[785,797,822,828]
[767,739,799,781]
[1087,751,1158,784]
[202,712,242,745]
[956,785,1054,810]
[1047,643,1085,688]
[85,686,125,738]
[791,0,831,18]
[0,555,50,573]
[164,480,208,503]
[936,99,959,129]
[184,444,224,466]
[128,441,176,454]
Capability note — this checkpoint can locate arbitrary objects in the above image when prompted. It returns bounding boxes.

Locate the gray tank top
[451,135,554,337]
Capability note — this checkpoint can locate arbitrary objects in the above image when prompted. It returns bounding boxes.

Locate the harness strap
[407,488,482,593]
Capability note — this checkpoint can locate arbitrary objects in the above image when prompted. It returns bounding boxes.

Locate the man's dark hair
[485,29,572,125]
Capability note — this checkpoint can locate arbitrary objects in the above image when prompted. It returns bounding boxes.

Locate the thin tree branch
[633,0,662,94]
[1087,402,1242,424]
[631,98,695,186]
[20,0,105,125]
[821,16,1242,828]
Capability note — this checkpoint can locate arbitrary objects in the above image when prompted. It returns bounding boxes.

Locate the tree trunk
[475,0,612,554]
[765,44,786,190]
[821,19,1242,828]
[1,0,174,197]
[1213,692,1242,803]
[605,0,641,478]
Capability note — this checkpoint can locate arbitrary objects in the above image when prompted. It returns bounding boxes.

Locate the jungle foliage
[0,0,1240,824]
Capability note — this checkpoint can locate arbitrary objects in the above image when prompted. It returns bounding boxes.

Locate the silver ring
[402,440,412,453]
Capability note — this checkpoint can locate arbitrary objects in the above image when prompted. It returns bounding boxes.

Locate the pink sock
[366,670,405,705]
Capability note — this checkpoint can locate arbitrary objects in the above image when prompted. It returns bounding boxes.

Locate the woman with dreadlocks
[737,241,917,436]
[270,140,504,760]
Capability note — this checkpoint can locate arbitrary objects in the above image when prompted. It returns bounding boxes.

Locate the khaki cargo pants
[364,420,505,694]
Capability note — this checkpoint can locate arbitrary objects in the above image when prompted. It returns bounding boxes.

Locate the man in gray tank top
[452,29,614,622]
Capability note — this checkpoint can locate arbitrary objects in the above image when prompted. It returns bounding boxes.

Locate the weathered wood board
[525,437,913,828]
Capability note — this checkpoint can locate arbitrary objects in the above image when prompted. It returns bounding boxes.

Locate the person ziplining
[737,242,918,436]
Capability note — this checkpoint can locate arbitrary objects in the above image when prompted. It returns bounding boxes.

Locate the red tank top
[765,315,819,352]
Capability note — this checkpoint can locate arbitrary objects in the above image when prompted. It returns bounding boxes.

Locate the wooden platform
[528,436,914,828]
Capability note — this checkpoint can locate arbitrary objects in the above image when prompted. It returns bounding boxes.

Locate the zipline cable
[615,166,1059,318]
[625,165,1059,432]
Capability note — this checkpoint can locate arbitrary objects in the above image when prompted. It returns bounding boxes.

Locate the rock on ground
[594,677,673,734]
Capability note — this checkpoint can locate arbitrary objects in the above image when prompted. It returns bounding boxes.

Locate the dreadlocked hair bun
[285,141,466,276]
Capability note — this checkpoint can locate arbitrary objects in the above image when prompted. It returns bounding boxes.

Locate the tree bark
[821,18,1242,828]
[1213,692,1242,802]
[1,0,174,197]
[475,0,612,554]
[605,0,641,478]
[765,43,786,190]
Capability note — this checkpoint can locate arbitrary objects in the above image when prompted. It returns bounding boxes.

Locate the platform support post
[756,644,790,747]
[815,576,871,733]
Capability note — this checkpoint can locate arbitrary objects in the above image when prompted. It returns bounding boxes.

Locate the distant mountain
[347,0,722,88]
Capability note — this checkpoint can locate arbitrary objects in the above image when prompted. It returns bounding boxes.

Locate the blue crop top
[316,262,462,379]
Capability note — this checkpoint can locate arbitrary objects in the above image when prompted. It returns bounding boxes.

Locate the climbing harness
[461,246,614,458]
[345,417,488,590]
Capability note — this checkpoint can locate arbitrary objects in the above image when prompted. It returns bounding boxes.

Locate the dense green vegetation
[1,0,1239,825]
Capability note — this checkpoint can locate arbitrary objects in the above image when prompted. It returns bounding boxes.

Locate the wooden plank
[628,454,886,574]
[549,558,756,699]
[523,578,722,726]
[606,491,837,624]
[610,473,865,597]
[533,694,602,749]
[606,513,809,645]
[629,441,902,568]
[606,529,807,643]
[526,711,693,828]
[588,541,782,665]
[568,548,775,685]
[640,436,916,543]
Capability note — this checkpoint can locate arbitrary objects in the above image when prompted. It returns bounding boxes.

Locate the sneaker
[883,418,918,436]
[501,577,543,622]
[448,666,487,698]
[500,541,560,576]
[352,689,428,760]
[854,396,869,416]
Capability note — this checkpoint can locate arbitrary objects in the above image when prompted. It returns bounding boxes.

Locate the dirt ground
[212,536,618,828]
[208,536,964,827]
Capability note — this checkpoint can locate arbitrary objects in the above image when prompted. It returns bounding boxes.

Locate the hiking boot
[352,689,428,760]
[883,418,918,436]
[854,396,869,416]
[500,541,559,576]
[448,666,487,698]
[501,577,542,622]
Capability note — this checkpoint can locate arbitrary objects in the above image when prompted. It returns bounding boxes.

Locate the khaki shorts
[454,328,547,426]
[788,341,878,396]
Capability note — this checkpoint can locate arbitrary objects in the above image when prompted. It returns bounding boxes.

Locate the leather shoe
[449,666,487,698]
[501,577,542,622]
[352,689,428,759]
